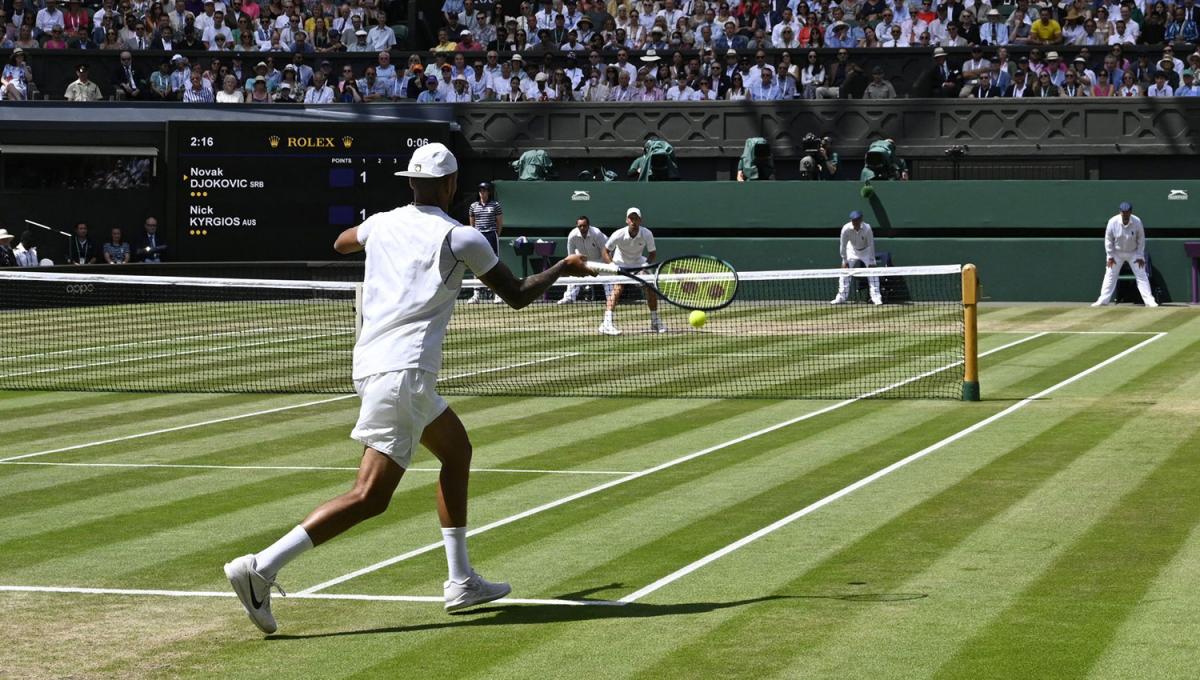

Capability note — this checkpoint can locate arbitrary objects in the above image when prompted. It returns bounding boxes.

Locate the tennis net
[0,264,969,399]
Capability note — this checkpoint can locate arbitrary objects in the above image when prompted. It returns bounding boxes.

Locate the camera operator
[798,134,839,180]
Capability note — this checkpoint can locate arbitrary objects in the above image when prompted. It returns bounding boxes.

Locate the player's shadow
[268,584,926,640]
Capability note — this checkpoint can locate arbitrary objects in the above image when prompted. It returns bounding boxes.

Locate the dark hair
[577,215,589,223]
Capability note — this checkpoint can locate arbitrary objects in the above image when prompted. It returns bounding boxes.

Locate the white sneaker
[466,293,481,305]
[650,318,667,333]
[1090,300,1109,307]
[871,298,883,306]
[830,298,847,305]
[598,321,622,336]
[1144,301,1159,308]
[557,297,574,305]
[444,571,511,612]
[224,555,283,634]
[492,295,504,304]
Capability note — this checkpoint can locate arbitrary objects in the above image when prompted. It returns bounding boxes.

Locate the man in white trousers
[831,210,883,305]
[223,143,593,635]
[1092,202,1158,307]
[557,215,611,304]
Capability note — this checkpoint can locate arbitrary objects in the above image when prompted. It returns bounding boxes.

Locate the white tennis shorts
[351,369,448,468]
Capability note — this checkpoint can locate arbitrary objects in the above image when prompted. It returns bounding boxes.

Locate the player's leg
[1093,253,1123,306]
[646,286,666,332]
[600,283,623,334]
[1131,257,1158,307]
[421,406,512,610]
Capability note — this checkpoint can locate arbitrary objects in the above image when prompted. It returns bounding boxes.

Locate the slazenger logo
[65,284,95,294]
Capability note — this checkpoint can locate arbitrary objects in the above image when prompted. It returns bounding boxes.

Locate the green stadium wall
[492,180,1199,302]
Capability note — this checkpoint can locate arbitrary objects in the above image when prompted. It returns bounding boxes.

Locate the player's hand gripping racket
[588,255,739,311]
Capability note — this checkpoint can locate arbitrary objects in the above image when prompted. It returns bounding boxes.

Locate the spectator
[941,21,967,46]
[36,0,64,39]
[216,73,244,101]
[247,75,271,101]
[182,71,215,101]
[725,71,748,100]
[1166,8,1199,42]
[921,47,961,97]
[1146,70,1173,96]
[1005,69,1030,96]
[1030,6,1063,44]
[150,59,173,99]
[1109,19,1136,45]
[1030,70,1059,96]
[103,227,130,264]
[863,65,897,98]
[2,48,31,100]
[980,8,1009,45]
[64,64,103,101]
[303,70,334,102]
[274,80,296,101]
[366,11,394,51]
[152,25,177,51]
[966,70,1001,97]
[881,22,910,47]
[1116,69,1141,96]
[417,74,444,101]
[68,222,96,264]
[1092,202,1157,307]
[44,25,68,48]
[799,50,825,99]
[14,230,39,267]
[113,50,142,99]
[1177,70,1200,96]
[1059,69,1088,96]
[0,229,15,267]
[748,65,780,100]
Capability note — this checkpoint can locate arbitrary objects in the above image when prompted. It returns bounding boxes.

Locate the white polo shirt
[1104,214,1145,258]
[353,204,498,380]
[606,225,656,267]
[566,225,607,260]
[839,221,877,264]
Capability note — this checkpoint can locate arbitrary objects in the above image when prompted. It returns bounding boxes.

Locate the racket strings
[655,256,738,310]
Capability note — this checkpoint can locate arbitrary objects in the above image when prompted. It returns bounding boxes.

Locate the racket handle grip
[587,262,619,274]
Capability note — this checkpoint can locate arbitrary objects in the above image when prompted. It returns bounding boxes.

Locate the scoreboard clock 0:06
[169,121,450,261]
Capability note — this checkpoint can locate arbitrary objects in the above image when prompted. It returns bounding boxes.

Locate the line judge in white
[599,207,665,335]
[557,214,610,304]
[831,210,883,305]
[223,143,593,635]
[1092,201,1158,307]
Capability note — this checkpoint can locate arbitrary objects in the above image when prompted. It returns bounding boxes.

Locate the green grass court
[2,304,1198,679]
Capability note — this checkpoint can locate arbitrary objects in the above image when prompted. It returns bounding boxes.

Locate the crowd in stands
[4,0,1200,100]
[0,218,166,267]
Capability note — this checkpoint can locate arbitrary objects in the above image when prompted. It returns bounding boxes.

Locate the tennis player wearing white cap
[1092,201,1158,307]
[831,210,883,306]
[599,206,664,335]
[224,143,593,635]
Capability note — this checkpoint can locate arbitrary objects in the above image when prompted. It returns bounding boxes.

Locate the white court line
[6,331,353,379]
[298,332,1049,595]
[0,461,629,475]
[0,585,617,607]
[0,328,277,362]
[0,354,583,465]
[619,331,1168,603]
[989,330,1160,335]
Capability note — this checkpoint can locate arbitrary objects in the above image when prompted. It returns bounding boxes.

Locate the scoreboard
[168,121,451,261]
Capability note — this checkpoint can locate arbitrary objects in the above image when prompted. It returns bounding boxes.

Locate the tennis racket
[587,255,739,311]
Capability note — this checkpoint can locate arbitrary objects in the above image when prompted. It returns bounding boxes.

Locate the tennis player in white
[557,215,610,304]
[599,207,665,335]
[1091,201,1158,307]
[223,143,593,635]
[830,210,883,306]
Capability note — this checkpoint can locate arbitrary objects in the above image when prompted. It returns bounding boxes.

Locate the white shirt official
[839,221,877,264]
[1104,213,1145,257]
[566,225,608,260]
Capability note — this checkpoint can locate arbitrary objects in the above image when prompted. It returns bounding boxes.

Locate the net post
[354,283,363,341]
[961,263,980,402]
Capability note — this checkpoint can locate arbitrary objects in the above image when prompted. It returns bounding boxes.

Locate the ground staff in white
[1092,201,1158,307]
[831,210,883,305]
[599,206,665,335]
[223,143,593,635]
[558,215,612,304]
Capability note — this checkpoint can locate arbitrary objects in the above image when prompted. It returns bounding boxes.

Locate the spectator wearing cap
[921,47,961,97]
[417,74,444,101]
[435,62,456,97]
[1092,202,1157,307]
[1177,69,1200,96]
[0,229,16,268]
[366,10,394,51]
[168,55,191,95]
[831,211,882,306]
[457,28,483,50]
[446,73,473,101]
[65,64,103,101]
[1153,57,1180,89]
[824,20,855,48]
[1068,56,1096,88]
[863,66,897,98]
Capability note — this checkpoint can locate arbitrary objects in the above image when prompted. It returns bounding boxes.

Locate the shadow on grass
[268,585,927,640]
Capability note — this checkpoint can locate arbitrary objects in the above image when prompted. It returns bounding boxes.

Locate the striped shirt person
[467,181,504,303]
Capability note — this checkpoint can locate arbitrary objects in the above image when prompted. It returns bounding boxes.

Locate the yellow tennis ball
[689,310,708,328]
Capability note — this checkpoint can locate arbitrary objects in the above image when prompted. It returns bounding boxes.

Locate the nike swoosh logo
[246,574,264,609]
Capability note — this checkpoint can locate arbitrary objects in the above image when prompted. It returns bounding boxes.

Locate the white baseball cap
[626,207,641,218]
[0,229,12,241]
[395,142,458,178]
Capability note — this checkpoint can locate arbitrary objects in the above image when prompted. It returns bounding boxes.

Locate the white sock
[254,525,313,580]
[442,527,472,583]
[603,310,613,323]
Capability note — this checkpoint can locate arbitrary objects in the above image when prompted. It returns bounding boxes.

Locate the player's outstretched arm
[481,254,594,310]
[333,227,363,255]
